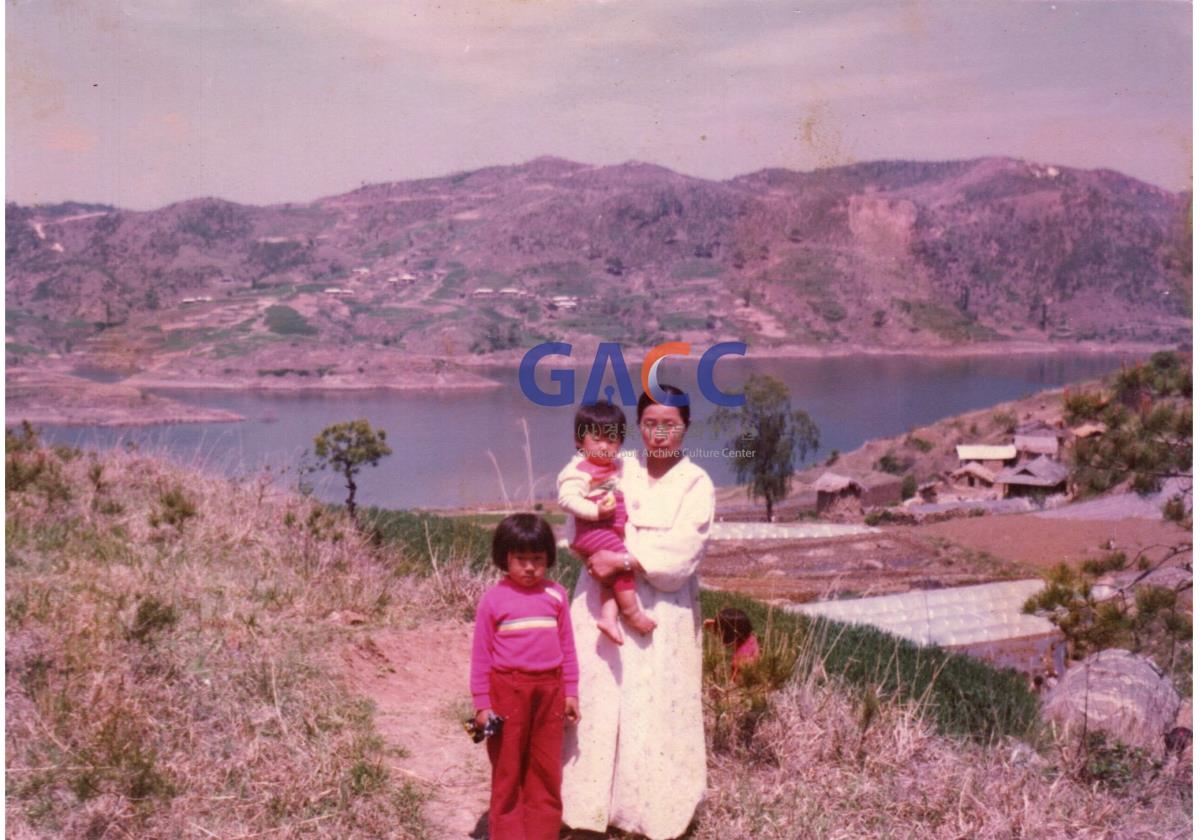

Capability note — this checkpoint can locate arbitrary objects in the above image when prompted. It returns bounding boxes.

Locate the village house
[949,462,999,492]
[814,470,903,518]
[994,455,1070,499]
[858,471,905,507]
[814,472,865,518]
[955,444,1017,472]
[1013,421,1064,461]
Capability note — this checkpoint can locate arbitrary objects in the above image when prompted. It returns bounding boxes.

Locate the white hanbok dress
[560,453,715,839]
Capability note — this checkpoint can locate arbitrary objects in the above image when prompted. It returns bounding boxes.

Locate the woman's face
[639,403,687,457]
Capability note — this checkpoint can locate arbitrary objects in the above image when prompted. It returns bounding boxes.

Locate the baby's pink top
[470,577,580,710]
[577,457,621,483]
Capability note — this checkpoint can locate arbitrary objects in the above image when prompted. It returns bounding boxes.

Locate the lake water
[35,352,1140,510]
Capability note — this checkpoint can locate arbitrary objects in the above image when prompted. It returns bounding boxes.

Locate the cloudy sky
[6,0,1192,209]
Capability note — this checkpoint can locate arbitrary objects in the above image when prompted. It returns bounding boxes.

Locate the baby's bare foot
[597,617,624,645]
[625,611,657,635]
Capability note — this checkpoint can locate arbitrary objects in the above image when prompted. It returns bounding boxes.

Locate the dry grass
[697,632,1192,840]
[8,433,1191,839]
[5,433,446,838]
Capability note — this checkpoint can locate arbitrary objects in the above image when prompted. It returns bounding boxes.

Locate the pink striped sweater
[470,577,580,710]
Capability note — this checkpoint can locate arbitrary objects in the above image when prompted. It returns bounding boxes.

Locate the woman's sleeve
[637,473,715,593]
[558,469,601,521]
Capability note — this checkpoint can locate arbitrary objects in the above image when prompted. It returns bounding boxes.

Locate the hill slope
[6,157,1190,382]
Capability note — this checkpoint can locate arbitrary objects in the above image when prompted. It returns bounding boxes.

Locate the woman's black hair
[636,383,690,427]
[714,607,754,646]
[491,513,557,571]
[573,401,627,447]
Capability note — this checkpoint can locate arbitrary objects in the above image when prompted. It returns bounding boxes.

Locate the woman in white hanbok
[561,388,715,839]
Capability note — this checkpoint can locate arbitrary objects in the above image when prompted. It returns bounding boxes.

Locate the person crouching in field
[704,607,761,681]
[557,401,656,644]
[470,513,581,840]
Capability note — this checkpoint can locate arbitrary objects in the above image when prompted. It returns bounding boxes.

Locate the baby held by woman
[556,401,655,644]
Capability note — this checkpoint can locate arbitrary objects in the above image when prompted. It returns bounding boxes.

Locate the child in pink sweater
[556,401,655,645]
[471,514,580,840]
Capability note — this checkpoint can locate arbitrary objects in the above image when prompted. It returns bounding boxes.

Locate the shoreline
[4,339,1169,428]
[454,339,1172,369]
[3,410,244,429]
[121,374,505,393]
[5,371,247,428]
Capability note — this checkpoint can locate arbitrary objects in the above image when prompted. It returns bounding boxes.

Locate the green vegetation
[256,367,333,378]
[148,486,197,531]
[671,260,724,280]
[548,273,598,297]
[774,251,837,297]
[809,298,847,323]
[1066,352,1192,498]
[210,332,288,359]
[365,508,1033,741]
[991,410,1018,434]
[709,374,821,522]
[263,304,318,336]
[249,239,311,279]
[361,508,493,575]
[469,314,526,354]
[310,420,392,520]
[659,313,712,332]
[432,267,469,300]
[897,299,1001,342]
[363,237,410,260]
[700,589,1038,742]
[177,201,251,243]
[1024,351,1193,694]
[874,451,910,475]
[365,306,424,322]
[446,511,566,529]
[163,328,215,350]
[361,508,580,598]
[905,435,934,453]
[5,342,46,356]
[1024,556,1192,695]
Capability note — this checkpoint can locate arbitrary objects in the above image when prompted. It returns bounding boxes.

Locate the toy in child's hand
[464,712,505,743]
[597,492,617,516]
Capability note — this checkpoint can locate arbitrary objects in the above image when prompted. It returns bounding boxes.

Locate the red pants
[572,492,633,593]
[487,668,565,840]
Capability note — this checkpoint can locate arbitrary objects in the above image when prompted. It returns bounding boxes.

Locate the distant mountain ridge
[5,156,1190,372]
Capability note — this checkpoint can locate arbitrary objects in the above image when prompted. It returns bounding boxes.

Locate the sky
[5,0,1192,210]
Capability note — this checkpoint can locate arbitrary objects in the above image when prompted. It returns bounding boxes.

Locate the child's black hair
[491,513,557,571]
[636,383,690,428]
[713,607,754,646]
[573,400,627,447]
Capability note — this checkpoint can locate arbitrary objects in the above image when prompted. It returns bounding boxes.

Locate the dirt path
[341,620,491,838]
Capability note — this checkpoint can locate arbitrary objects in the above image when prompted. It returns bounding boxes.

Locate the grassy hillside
[6,433,1189,837]
[6,429,427,838]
